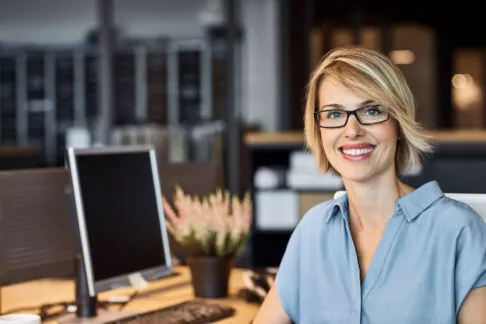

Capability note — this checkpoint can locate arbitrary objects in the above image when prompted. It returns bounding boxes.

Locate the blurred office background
[1,0,485,176]
[1,0,486,267]
[0,0,238,172]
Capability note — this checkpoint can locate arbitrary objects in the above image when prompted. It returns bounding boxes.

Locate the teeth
[342,147,374,156]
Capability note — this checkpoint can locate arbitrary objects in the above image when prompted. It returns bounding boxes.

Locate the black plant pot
[187,255,235,298]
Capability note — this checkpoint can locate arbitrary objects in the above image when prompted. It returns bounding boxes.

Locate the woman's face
[317,77,398,183]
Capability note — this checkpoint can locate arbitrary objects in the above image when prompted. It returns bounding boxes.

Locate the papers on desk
[255,190,299,230]
[254,167,286,189]
[254,151,344,231]
[287,151,343,190]
[0,314,41,324]
[287,171,343,190]
[255,190,336,230]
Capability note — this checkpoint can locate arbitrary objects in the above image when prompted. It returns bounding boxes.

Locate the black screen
[75,151,167,281]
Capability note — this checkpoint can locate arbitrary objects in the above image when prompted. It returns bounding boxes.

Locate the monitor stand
[60,189,135,323]
[57,255,135,324]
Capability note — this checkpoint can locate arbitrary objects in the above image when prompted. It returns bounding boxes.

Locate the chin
[333,163,382,182]
[330,153,396,182]
[340,171,376,183]
[339,164,396,183]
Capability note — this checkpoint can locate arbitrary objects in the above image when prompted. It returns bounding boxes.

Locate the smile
[338,145,376,160]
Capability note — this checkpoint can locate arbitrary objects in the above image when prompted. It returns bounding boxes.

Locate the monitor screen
[66,145,172,296]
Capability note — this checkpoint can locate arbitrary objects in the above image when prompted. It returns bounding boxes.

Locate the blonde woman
[253,46,486,323]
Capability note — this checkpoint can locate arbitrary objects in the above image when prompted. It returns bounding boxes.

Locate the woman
[253,46,486,323]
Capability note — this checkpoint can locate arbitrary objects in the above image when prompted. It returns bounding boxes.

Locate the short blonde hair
[304,45,433,175]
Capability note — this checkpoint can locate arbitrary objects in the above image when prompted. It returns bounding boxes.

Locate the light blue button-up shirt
[276,181,486,324]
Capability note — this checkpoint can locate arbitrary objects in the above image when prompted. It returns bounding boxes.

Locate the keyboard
[104,300,236,324]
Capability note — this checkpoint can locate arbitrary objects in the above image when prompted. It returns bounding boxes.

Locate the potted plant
[162,186,252,298]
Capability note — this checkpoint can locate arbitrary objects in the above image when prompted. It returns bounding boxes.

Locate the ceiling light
[389,50,415,65]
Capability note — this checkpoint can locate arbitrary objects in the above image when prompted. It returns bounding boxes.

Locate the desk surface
[2,266,259,323]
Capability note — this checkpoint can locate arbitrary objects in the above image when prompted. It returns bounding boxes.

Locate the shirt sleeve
[275,223,302,321]
[454,215,486,313]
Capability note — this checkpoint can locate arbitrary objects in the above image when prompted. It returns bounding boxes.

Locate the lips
[338,144,376,161]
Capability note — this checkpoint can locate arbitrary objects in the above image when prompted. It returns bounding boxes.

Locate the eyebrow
[319,99,375,111]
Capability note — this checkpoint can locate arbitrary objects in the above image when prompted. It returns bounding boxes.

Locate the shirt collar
[326,180,444,223]
[397,180,444,222]
[326,192,349,223]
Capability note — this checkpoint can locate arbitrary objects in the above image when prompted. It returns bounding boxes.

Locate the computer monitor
[65,145,173,297]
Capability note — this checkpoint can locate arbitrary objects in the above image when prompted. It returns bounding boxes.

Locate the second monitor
[66,145,173,297]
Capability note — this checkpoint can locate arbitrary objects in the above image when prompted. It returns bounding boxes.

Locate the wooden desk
[2,266,259,323]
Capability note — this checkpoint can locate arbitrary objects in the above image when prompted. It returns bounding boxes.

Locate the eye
[363,105,383,116]
[326,111,345,119]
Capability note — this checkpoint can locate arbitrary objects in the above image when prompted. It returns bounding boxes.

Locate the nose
[343,114,365,139]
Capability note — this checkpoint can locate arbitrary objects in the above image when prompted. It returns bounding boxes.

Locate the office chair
[333,190,486,223]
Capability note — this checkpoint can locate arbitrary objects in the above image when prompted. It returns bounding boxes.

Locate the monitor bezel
[66,144,173,296]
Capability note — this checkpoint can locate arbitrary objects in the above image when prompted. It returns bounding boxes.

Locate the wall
[0,0,97,45]
[0,0,207,44]
[241,0,280,131]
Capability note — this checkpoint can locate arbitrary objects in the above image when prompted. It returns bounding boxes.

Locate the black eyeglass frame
[313,104,390,129]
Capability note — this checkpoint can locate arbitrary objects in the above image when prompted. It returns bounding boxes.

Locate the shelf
[245,130,486,145]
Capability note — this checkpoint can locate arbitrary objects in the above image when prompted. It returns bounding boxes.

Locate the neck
[343,173,413,232]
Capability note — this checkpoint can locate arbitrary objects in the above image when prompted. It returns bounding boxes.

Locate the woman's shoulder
[429,195,486,233]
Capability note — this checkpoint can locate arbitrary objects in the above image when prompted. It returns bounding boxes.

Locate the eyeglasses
[314,104,390,128]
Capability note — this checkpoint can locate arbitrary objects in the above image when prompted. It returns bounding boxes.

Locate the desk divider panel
[0,167,75,286]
